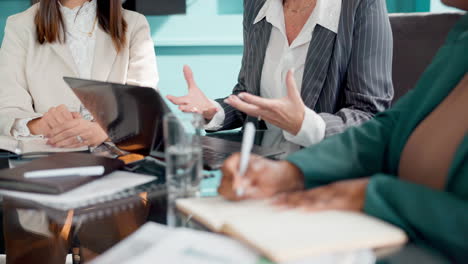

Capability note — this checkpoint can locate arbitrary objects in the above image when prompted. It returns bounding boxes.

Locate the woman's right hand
[166,65,219,121]
[218,153,305,201]
[27,105,75,136]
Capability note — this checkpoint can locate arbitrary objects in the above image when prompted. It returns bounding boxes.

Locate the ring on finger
[76,135,84,143]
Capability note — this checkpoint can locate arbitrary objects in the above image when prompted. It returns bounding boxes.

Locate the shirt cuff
[283,107,326,147]
[204,100,225,131]
[12,117,43,139]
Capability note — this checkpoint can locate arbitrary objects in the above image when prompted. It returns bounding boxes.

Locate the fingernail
[238,93,245,99]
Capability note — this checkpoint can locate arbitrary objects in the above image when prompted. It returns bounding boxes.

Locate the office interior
[0,0,466,264]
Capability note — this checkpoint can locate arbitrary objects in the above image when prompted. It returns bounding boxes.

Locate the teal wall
[387,0,430,12]
[0,0,438,109]
[431,0,459,12]
[149,0,244,105]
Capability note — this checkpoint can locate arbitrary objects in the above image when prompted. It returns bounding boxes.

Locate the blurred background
[0,0,459,108]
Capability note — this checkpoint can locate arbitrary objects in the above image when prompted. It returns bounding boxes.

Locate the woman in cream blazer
[0,0,158,147]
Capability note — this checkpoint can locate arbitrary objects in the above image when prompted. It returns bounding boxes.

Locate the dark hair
[35,0,127,52]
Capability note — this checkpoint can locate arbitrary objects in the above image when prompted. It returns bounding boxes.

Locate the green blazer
[286,14,468,262]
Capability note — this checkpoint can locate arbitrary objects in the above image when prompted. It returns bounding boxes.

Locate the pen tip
[236,188,245,197]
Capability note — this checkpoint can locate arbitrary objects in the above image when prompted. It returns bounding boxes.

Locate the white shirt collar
[59,0,96,16]
[253,0,342,34]
[60,0,97,34]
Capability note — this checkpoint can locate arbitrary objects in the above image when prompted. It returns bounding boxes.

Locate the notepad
[0,136,88,155]
[0,171,156,210]
[0,153,124,194]
[176,197,408,263]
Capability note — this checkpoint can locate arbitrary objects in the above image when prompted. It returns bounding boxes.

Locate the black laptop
[64,77,283,170]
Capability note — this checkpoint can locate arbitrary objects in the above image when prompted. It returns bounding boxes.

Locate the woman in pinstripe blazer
[168,0,393,152]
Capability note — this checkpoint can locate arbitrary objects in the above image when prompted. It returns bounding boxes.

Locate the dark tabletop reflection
[1,189,198,264]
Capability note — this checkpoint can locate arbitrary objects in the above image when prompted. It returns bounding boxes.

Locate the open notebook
[176,197,408,263]
[0,136,88,155]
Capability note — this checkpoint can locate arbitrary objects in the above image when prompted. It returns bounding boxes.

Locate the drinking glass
[163,113,204,200]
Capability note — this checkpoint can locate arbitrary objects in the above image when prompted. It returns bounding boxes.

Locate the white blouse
[12,0,97,137]
[206,0,341,153]
[61,0,97,79]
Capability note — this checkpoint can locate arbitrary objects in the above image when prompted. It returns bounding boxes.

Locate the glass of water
[164,113,204,200]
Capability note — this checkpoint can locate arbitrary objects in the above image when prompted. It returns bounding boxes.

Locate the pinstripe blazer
[215,0,394,137]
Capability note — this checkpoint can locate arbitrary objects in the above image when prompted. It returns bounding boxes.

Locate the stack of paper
[0,136,88,155]
[90,222,376,264]
[176,197,407,263]
[0,171,155,210]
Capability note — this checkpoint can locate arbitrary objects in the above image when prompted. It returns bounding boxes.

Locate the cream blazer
[0,4,159,136]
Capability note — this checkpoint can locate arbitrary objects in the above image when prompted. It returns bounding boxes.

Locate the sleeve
[0,17,42,136]
[285,86,416,188]
[126,14,159,89]
[285,110,397,188]
[283,107,326,147]
[204,100,226,131]
[11,117,42,138]
[364,174,468,263]
[319,0,394,137]
[213,0,254,131]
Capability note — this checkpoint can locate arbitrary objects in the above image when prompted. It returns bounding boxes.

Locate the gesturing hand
[27,105,75,136]
[47,113,108,148]
[224,70,305,135]
[218,153,305,201]
[273,178,370,212]
[166,65,219,121]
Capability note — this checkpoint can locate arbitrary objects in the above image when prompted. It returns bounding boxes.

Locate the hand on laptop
[218,153,305,201]
[27,104,75,136]
[46,113,108,148]
[166,65,219,121]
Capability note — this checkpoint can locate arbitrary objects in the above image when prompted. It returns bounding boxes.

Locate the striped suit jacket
[215,0,394,137]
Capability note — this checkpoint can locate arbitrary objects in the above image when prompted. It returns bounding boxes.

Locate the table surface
[0,139,453,264]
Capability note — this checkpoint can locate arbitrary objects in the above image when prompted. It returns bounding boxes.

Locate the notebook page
[91,222,259,264]
[224,210,407,263]
[89,223,175,264]
[0,136,87,154]
[0,171,155,210]
[0,136,17,153]
[176,197,281,231]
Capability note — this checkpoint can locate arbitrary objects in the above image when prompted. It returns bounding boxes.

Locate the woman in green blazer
[218,1,468,262]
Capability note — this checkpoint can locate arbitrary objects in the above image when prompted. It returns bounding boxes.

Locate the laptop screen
[64,77,169,157]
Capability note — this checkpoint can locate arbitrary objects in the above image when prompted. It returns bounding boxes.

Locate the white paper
[284,250,375,264]
[176,197,403,263]
[90,222,375,264]
[90,222,260,264]
[0,171,155,210]
[0,136,87,154]
[89,223,175,264]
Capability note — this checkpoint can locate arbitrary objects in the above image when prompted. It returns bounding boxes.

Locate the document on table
[90,222,260,264]
[0,136,88,154]
[0,171,155,210]
[90,222,376,264]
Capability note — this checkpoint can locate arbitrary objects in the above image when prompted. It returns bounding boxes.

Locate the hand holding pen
[234,122,256,197]
[218,124,305,201]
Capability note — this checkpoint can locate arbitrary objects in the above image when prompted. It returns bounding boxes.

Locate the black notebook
[0,153,124,194]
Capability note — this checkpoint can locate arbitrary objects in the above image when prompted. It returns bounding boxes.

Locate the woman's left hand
[46,113,108,148]
[225,70,305,135]
[273,178,370,212]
